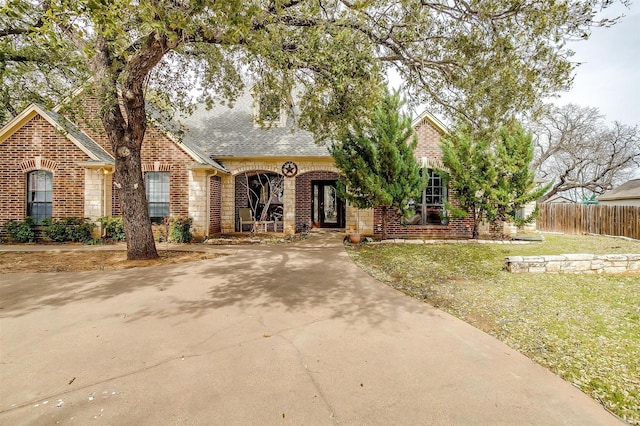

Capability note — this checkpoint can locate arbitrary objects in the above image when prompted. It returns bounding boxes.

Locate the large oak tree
[1,0,627,259]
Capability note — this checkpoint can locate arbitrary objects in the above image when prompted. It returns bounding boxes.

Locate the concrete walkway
[0,234,622,424]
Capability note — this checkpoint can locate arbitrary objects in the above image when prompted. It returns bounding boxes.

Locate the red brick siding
[0,115,89,233]
[373,203,474,239]
[138,125,191,218]
[413,118,444,160]
[209,175,221,234]
[295,171,340,232]
[66,93,113,153]
[98,123,192,219]
[1,99,194,234]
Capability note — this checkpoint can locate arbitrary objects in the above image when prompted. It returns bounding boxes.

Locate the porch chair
[239,208,256,232]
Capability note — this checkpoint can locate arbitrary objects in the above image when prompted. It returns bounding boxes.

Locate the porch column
[346,205,374,236]
[282,176,296,235]
[188,170,210,238]
[84,169,105,221]
[220,174,235,233]
[83,167,112,237]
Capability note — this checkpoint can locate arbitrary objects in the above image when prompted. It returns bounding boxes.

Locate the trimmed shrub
[97,216,126,241]
[170,217,193,243]
[67,218,95,243]
[43,217,95,243]
[3,217,37,243]
[42,218,66,242]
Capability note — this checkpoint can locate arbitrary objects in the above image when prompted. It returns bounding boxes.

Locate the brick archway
[234,170,284,232]
[295,170,341,232]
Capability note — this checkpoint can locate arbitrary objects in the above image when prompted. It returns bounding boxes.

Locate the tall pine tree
[439,126,496,239]
[440,121,548,238]
[493,121,549,225]
[330,89,425,240]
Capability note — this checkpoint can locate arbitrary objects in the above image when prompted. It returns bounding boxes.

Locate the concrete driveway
[0,234,622,425]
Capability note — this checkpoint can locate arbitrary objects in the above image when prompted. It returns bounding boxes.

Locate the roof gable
[0,104,114,164]
[411,110,449,134]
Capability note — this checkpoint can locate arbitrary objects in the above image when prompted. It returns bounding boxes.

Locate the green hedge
[97,216,126,241]
[3,217,37,243]
[42,217,95,243]
[98,216,193,243]
[170,216,193,243]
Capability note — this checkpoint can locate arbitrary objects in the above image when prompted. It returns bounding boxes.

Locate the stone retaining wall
[505,254,640,274]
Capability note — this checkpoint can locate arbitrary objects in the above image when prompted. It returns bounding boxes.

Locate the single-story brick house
[0,89,474,240]
[597,179,640,207]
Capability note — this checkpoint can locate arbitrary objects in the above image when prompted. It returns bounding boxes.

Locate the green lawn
[347,234,640,425]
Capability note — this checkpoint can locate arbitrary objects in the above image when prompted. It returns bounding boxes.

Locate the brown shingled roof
[598,179,640,201]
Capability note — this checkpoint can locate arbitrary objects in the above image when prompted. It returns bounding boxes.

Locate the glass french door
[312,181,345,228]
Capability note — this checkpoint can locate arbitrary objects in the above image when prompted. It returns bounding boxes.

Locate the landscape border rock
[505,254,640,274]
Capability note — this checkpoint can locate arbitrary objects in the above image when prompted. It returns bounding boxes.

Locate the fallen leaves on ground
[0,250,221,273]
[348,234,640,425]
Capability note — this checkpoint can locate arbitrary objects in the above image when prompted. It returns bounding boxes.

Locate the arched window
[27,170,53,224]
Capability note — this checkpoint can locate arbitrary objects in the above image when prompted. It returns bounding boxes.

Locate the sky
[555,1,640,125]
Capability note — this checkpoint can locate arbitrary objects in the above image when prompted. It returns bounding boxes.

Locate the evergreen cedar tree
[331,89,425,240]
[2,0,626,259]
[439,121,549,239]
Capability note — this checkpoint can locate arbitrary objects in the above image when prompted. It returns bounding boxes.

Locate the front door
[312,181,345,228]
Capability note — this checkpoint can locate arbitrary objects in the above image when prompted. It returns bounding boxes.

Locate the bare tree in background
[528,104,640,202]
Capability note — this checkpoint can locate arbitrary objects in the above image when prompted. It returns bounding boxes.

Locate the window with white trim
[27,170,53,224]
[145,171,170,223]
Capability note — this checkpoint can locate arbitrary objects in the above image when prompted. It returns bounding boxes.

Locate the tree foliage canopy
[330,88,425,239]
[2,0,628,129]
[441,121,547,238]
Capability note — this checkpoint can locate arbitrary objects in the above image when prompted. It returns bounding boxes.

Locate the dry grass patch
[348,234,640,424]
[0,250,221,273]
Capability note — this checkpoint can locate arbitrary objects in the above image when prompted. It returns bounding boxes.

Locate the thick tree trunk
[90,33,175,260]
[114,142,158,260]
[97,76,158,260]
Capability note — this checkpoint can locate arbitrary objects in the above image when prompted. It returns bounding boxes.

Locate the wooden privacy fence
[537,204,640,240]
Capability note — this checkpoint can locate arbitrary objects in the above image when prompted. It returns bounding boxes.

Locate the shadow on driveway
[1,234,423,328]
